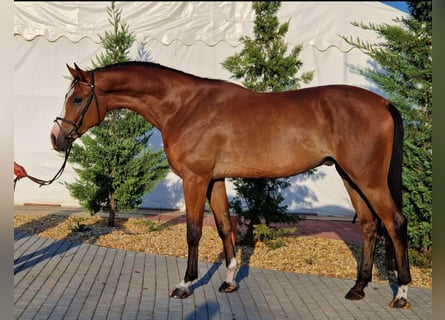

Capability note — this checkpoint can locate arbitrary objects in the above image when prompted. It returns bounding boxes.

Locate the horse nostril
[50,133,60,151]
[50,124,61,148]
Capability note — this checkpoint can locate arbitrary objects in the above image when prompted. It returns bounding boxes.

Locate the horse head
[50,64,102,152]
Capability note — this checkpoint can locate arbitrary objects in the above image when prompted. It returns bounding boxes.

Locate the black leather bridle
[54,71,100,142]
[20,72,100,187]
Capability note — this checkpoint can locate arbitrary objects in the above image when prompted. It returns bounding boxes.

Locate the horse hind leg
[207,179,238,293]
[384,210,411,309]
[338,165,411,308]
[341,180,379,301]
[361,186,411,308]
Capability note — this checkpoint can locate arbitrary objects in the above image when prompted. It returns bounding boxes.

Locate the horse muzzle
[50,123,74,152]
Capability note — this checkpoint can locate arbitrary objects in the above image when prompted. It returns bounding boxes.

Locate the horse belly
[206,113,331,178]
[213,140,325,179]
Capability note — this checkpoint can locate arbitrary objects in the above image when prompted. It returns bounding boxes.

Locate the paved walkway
[14,207,432,319]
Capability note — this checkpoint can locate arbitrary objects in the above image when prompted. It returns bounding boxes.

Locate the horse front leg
[207,179,238,293]
[170,175,209,299]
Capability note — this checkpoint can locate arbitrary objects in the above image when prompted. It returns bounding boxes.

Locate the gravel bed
[14,214,431,289]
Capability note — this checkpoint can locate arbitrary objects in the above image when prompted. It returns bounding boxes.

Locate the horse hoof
[345,289,365,300]
[170,287,191,299]
[389,297,411,309]
[219,281,237,293]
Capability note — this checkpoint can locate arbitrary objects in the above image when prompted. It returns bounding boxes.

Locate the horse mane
[93,61,236,87]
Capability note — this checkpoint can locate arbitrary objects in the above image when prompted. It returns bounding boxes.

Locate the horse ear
[67,64,77,79]
[74,63,89,82]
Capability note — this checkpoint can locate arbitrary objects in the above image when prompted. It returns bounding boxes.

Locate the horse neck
[94,66,200,131]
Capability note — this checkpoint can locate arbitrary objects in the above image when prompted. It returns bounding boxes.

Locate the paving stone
[14,231,432,320]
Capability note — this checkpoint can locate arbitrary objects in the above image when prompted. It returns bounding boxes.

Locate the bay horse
[50,62,411,309]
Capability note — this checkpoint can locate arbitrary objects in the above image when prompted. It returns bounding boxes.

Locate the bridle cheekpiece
[54,71,100,141]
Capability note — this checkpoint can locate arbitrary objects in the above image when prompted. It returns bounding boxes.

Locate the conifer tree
[65,2,168,226]
[222,1,313,244]
[342,1,432,263]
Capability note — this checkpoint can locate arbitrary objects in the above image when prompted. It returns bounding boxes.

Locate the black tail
[388,104,404,212]
[382,103,404,270]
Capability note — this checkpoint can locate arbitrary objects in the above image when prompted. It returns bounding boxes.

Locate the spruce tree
[65,2,169,226]
[222,1,313,245]
[342,1,432,264]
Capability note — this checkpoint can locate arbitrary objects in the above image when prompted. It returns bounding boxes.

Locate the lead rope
[16,144,73,188]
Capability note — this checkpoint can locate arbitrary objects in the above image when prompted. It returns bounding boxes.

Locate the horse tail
[388,103,404,211]
[381,103,404,270]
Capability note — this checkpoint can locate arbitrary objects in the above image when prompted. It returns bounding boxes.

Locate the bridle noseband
[54,71,100,141]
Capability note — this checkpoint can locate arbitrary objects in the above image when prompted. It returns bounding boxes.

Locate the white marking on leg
[175,280,192,290]
[225,257,237,284]
[395,284,409,300]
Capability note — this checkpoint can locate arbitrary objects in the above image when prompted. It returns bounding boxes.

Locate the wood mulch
[13,212,432,289]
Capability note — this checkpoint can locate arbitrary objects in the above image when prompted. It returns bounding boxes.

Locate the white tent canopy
[14,2,407,216]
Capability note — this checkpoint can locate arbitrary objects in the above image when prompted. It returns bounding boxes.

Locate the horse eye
[73,97,83,104]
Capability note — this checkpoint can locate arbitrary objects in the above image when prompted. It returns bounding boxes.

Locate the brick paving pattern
[15,230,432,319]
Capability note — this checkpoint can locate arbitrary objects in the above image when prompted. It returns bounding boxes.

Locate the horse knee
[187,224,202,246]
